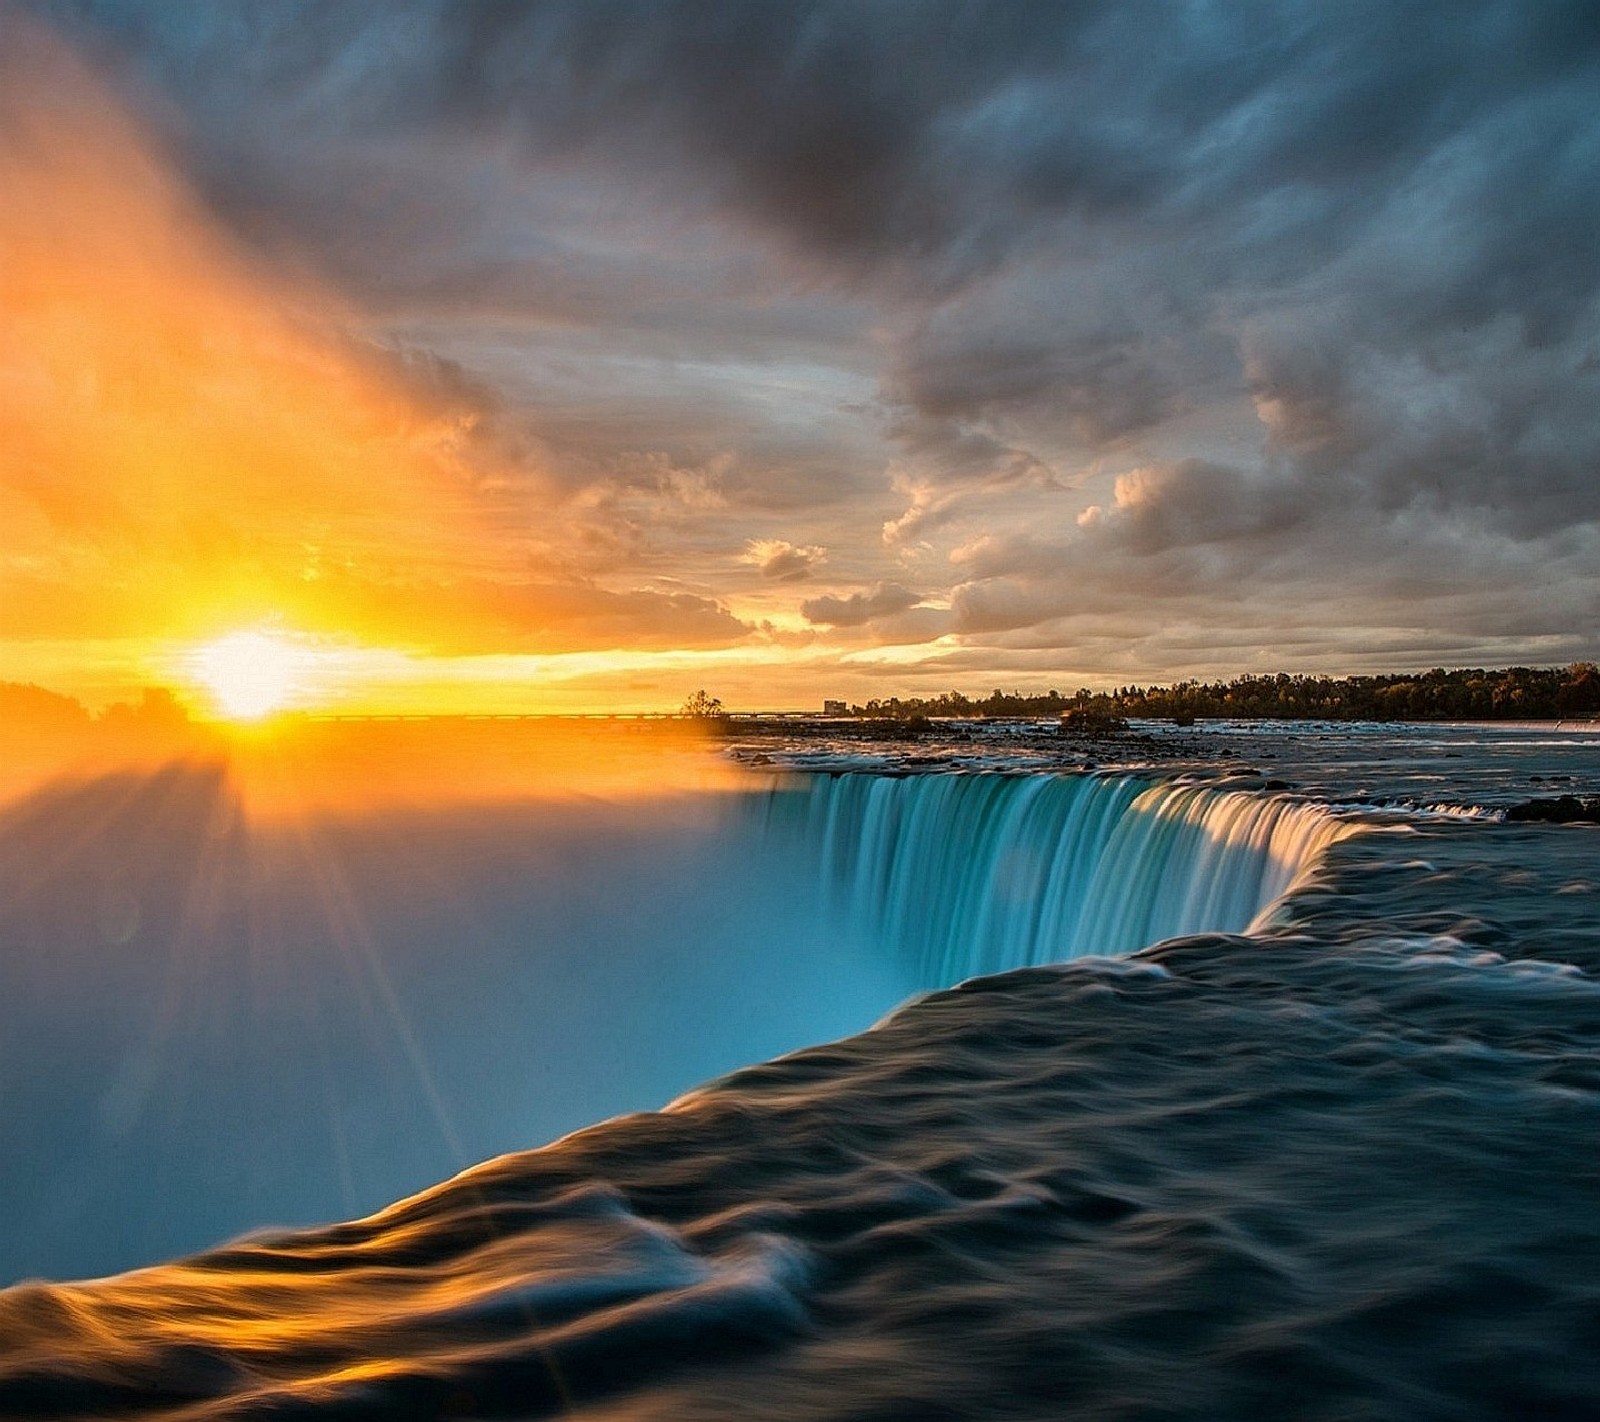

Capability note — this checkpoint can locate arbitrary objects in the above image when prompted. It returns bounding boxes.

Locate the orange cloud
[0,11,769,700]
[0,13,506,651]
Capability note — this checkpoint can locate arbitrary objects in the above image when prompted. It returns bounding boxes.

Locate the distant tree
[832,665,1588,723]
[99,686,190,731]
[0,682,92,731]
[680,689,726,718]
[1559,663,1600,716]
[1060,701,1129,734]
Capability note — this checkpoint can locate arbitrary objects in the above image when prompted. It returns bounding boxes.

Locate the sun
[190,630,306,721]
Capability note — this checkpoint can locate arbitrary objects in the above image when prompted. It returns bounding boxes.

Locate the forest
[843,664,1600,724]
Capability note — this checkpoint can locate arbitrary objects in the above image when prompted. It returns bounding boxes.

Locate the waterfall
[756,771,1353,987]
[0,765,1355,1282]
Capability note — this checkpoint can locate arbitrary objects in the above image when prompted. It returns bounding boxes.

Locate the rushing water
[2,727,1599,1419]
[759,771,1352,983]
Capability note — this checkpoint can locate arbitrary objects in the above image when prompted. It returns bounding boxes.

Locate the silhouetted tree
[680,690,726,718]
[839,666,1599,723]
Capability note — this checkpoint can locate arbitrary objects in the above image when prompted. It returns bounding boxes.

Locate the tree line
[843,664,1600,723]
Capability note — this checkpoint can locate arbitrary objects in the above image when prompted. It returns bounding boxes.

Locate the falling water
[757,771,1355,985]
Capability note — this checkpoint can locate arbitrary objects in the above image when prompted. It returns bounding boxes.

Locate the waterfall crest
[757,772,1352,986]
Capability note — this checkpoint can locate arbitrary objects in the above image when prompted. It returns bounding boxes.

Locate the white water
[757,772,1354,985]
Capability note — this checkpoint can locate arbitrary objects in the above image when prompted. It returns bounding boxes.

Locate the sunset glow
[2,2,1596,714]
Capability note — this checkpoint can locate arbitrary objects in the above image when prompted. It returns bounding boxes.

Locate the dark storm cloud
[27,0,1600,670]
[1080,460,1310,556]
[51,2,1597,286]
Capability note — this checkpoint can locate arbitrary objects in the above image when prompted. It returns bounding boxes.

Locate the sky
[3,0,1598,714]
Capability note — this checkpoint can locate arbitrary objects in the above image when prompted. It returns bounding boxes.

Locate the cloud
[1077,460,1308,555]
[13,0,1600,683]
[0,13,489,643]
[0,13,761,663]
[741,539,826,581]
[307,575,753,655]
[881,431,1059,547]
[801,582,924,628]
